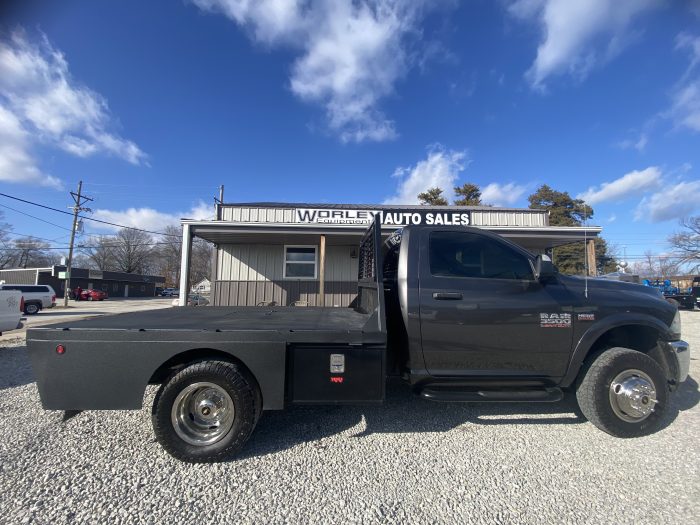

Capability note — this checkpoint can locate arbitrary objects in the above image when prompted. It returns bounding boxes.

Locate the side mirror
[535,254,555,281]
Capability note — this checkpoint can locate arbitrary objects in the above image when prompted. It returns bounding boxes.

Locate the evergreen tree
[453,183,482,206]
[527,184,616,275]
[417,187,448,206]
[527,184,591,226]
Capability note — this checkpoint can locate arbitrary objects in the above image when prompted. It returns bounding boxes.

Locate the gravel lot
[1,311,698,524]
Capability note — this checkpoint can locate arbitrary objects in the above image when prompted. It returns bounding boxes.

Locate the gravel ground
[0,312,698,524]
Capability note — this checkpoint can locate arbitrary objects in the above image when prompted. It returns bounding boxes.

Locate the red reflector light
[56,345,66,355]
[330,377,344,383]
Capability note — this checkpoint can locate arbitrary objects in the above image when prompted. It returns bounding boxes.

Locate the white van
[0,290,23,334]
[0,284,56,315]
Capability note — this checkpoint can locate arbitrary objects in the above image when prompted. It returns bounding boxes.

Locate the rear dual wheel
[152,360,261,462]
[576,347,668,438]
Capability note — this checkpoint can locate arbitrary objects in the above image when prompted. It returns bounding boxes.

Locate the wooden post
[319,235,326,307]
[586,238,597,276]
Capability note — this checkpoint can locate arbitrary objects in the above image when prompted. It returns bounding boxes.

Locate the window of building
[102,284,108,291]
[283,246,317,279]
[140,285,146,292]
[429,232,533,280]
[113,283,118,292]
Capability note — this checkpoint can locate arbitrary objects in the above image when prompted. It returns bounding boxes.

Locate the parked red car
[80,289,108,301]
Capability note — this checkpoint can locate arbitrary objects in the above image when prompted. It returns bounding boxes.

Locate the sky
[0,0,699,265]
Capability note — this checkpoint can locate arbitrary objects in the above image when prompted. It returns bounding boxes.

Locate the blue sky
[0,0,698,266]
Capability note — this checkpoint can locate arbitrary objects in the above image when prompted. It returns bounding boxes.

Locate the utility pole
[63,181,93,306]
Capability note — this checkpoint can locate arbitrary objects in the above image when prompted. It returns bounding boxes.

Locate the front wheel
[152,360,261,462]
[576,347,668,438]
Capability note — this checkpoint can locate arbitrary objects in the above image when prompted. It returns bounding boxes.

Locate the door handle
[433,292,463,300]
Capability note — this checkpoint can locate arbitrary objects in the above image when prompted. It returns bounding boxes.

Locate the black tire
[152,360,261,462]
[576,347,668,438]
[24,303,40,315]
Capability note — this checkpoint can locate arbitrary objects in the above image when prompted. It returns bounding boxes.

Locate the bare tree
[0,211,14,269]
[191,237,214,285]
[81,235,117,271]
[9,237,57,268]
[151,225,183,287]
[111,228,154,274]
[631,251,681,278]
[151,226,213,287]
[669,216,700,273]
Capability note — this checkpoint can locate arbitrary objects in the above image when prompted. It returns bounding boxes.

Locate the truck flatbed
[37,306,372,333]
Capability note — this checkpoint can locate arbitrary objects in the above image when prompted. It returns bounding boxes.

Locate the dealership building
[0,266,165,298]
[177,202,602,307]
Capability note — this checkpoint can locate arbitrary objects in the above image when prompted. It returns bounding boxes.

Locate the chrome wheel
[171,382,235,446]
[609,369,658,423]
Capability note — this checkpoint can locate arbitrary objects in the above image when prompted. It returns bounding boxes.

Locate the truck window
[429,231,533,280]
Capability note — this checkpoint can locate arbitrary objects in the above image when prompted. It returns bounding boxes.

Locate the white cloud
[480,182,527,206]
[577,166,662,205]
[668,32,700,132]
[635,179,700,222]
[91,201,215,233]
[507,0,660,90]
[193,0,444,142]
[0,104,62,189]
[616,132,648,151]
[0,29,146,187]
[384,145,467,204]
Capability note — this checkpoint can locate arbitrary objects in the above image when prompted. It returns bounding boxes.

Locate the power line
[3,231,72,244]
[0,192,181,237]
[0,202,74,232]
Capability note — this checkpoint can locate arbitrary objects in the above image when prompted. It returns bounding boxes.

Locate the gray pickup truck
[27,218,690,462]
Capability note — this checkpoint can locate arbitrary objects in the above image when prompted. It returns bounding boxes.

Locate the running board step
[419,387,563,403]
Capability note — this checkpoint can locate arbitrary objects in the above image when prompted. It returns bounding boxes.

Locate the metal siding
[212,280,358,307]
[471,210,547,227]
[219,206,295,223]
[0,269,40,285]
[217,244,287,281]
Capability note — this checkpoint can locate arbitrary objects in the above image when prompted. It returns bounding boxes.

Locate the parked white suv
[0,284,56,315]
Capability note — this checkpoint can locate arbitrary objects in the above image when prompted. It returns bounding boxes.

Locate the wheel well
[582,324,672,381]
[588,325,660,357]
[148,348,252,385]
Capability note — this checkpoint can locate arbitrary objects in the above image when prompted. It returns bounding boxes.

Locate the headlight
[669,310,682,340]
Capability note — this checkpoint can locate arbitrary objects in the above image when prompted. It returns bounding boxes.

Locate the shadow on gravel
[660,375,700,431]
[0,345,33,390]
[240,380,586,460]
[241,375,700,460]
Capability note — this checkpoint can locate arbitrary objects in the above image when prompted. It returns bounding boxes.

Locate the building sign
[296,208,470,226]
[89,270,104,279]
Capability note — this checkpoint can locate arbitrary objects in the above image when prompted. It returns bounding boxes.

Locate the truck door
[418,230,573,378]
